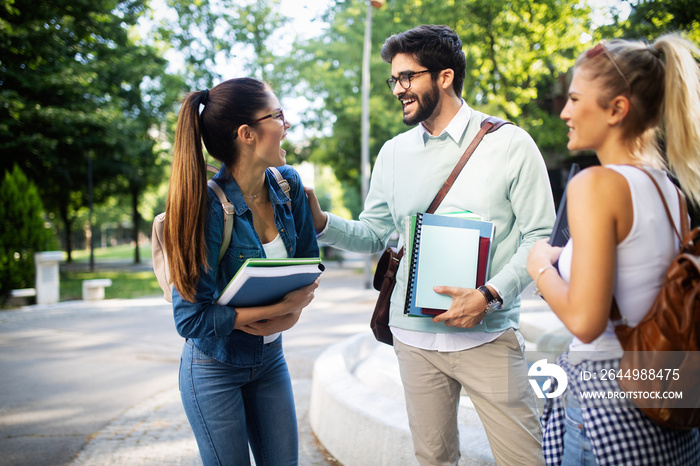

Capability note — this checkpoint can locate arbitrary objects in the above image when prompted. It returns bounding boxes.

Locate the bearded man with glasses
[307,24,554,465]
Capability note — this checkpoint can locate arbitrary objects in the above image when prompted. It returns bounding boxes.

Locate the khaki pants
[393,329,544,466]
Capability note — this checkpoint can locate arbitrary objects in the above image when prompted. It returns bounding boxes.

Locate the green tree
[88,49,183,263]
[0,166,57,301]
[155,0,289,89]
[0,0,178,261]
[609,0,700,42]
[287,0,591,216]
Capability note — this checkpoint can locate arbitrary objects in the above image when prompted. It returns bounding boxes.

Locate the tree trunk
[60,205,73,263]
[131,185,140,264]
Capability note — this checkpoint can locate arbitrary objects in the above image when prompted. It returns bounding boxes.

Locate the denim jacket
[172,164,319,367]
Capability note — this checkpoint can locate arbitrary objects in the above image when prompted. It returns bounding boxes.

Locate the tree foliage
[0,0,178,261]
[288,0,592,215]
[0,166,57,300]
[156,0,289,89]
[609,0,700,42]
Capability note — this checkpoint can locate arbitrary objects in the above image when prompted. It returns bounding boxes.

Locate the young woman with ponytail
[527,35,700,465]
[165,78,319,465]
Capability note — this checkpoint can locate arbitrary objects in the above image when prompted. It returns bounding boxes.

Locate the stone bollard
[34,251,64,305]
[82,279,113,301]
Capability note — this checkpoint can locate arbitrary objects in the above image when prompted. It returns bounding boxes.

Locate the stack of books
[403,211,494,316]
[216,257,324,307]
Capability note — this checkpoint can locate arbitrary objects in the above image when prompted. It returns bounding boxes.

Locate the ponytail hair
[164,90,209,302]
[654,35,700,207]
[165,78,270,302]
[576,35,700,207]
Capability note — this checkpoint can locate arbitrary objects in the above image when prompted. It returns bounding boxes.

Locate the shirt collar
[417,100,472,146]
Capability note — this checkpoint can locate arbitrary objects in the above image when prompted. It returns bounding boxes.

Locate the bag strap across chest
[394,116,512,262]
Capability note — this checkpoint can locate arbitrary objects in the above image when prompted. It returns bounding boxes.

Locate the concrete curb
[310,333,495,466]
[309,306,572,466]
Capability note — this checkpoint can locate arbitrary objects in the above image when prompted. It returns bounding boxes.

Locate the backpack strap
[205,165,293,263]
[268,166,292,210]
[634,166,689,243]
[207,179,234,264]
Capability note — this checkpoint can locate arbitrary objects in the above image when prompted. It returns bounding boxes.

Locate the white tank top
[557,165,682,356]
[262,234,288,260]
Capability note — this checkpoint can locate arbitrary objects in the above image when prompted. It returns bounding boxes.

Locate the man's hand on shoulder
[303,186,329,233]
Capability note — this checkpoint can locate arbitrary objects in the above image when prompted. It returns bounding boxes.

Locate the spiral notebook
[404,212,494,316]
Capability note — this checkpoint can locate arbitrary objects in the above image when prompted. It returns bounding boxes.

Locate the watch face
[486,300,501,313]
[479,286,501,314]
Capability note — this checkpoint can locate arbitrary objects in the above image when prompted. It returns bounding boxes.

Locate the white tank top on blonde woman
[262,234,288,343]
[557,165,683,359]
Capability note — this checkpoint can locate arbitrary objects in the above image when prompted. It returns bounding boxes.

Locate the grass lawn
[70,244,151,262]
[60,270,163,301]
[6,243,345,307]
[60,244,161,301]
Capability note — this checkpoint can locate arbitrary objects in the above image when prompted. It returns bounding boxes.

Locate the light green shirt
[319,107,555,334]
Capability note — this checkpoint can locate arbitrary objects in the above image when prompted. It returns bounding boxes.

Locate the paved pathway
[1,257,556,466]
[0,260,375,466]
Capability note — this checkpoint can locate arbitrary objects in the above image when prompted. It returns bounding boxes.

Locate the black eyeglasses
[386,69,439,92]
[249,108,286,125]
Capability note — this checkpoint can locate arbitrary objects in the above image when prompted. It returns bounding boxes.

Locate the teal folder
[414,225,480,309]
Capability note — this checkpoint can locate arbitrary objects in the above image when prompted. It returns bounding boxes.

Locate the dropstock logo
[528,359,568,399]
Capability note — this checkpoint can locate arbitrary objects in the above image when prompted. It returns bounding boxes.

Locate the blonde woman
[527,35,700,465]
[165,78,319,465]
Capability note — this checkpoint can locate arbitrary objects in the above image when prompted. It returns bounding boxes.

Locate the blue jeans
[562,392,596,466]
[179,339,298,466]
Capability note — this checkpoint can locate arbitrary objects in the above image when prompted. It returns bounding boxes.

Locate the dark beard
[402,83,439,126]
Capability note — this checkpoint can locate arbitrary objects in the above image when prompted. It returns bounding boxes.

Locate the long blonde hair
[164,78,270,302]
[576,35,700,207]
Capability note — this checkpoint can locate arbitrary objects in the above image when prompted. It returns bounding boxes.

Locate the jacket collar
[212,164,290,216]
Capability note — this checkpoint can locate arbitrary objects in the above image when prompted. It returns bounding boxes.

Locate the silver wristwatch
[477,285,503,314]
